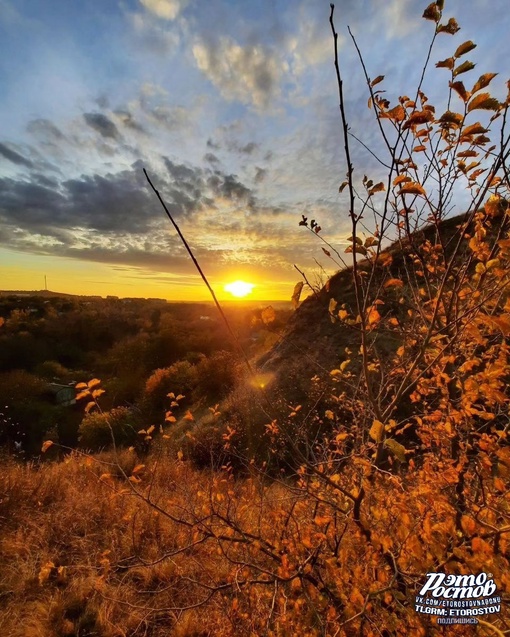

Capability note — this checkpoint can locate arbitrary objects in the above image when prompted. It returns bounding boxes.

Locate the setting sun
[224,280,255,298]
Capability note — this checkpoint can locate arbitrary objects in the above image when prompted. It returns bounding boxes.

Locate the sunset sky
[0,0,507,300]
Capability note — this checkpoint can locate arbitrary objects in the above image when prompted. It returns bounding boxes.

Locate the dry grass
[1,447,509,636]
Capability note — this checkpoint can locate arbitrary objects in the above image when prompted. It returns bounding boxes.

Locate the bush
[194,350,239,400]
[78,407,139,451]
[141,361,198,421]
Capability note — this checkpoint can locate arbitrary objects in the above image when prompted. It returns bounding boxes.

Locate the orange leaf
[449,81,469,102]
[393,175,411,186]
[41,440,54,453]
[367,308,381,325]
[384,278,404,288]
[436,57,454,70]
[87,378,101,390]
[370,75,384,87]
[387,105,405,122]
[454,40,477,58]
[467,92,500,112]
[398,182,426,197]
[368,182,385,196]
[462,122,488,137]
[472,73,498,94]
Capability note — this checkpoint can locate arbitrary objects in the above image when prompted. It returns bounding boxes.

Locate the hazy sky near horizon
[0,0,508,300]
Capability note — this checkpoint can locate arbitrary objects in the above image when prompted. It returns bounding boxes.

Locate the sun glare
[224,280,255,298]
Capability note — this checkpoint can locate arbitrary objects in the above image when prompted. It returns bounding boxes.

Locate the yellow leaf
[367,307,381,325]
[369,420,385,443]
[384,438,407,462]
[41,440,54,453]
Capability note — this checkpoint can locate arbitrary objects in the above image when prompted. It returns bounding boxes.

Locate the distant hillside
[256,209,507,401]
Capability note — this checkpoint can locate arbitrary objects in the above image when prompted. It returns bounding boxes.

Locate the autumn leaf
[84,401,96,414]
[462,122,488,138]
[368,182,385,196]
[467,92,500,112]
[454,40,476,58]
[75,382,88,390]
[453,60,475,77]
[437,17,460,35]
[132,464,145,474]
[422,2,440,21]
[184,411,194,422]
[367,307,381,325]
[87,378,101,390]
[384,438,407,462]
[369,420,385,443]
[439,111,464,127]
[41,440,54,453]
[384,278,404,288]
[398,182,426,197]
[436,57,454,70]
[472,73,498,94]
[386,105,406,121]
[370,75,384,87]
[449,81,469,102]
[393,175,411,186]
[364,236,378,248]
[291,281,304,309]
